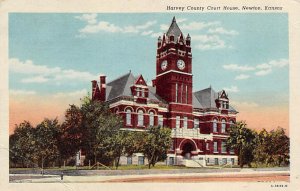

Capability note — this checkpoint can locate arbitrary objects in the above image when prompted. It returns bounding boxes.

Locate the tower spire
[172,16,176,23]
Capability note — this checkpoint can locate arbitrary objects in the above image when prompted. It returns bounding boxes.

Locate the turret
[157,36,162,48]
[186,33,191,46]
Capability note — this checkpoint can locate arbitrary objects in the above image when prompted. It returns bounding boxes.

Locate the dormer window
[221,101,229,109]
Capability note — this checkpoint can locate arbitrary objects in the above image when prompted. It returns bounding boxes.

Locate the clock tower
[153,17,193,127]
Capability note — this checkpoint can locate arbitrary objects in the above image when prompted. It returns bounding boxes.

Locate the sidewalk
[10,169,290,183]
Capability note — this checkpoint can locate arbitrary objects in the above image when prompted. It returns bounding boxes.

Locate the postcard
[0,0,300,191]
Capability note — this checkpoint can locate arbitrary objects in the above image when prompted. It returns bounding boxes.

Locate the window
[175,83,178,102]
[126,109,132,125]
[213,141,218,153]
[206,142,209,150]
[221,141,227,153]
[221,119,226,133]
[158,115,163,127]
[141,89,145,97]
[169,157,175,165]
[136,88,141,97]
[137,110,144,126]
[185,85,188,103]
[149,111,154,127]
[194,118,199,128]
[181,84,183,103]
[222,101,229,109]
[183,117,188,128]
[230,120,234,127]
[214,158,219,165]
[138,156,144,165]
[231,158,235,165]
[127,156,132,165]
[213,119,218,132]
[176,116,180,128]
[222,158,227,165]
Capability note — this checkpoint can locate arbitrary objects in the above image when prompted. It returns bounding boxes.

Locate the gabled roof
[166,16,183,41]
[134,75,147,86]
[106,72,135,101]
[193,86,237,112]
[193,87,218,109]
[106,72,164,103]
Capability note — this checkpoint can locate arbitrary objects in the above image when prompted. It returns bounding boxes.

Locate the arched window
[213,119,218,132]
[221,119,226,133]
[149,111,154,127]
[126,109,132,125]
[194,118,199,128]
[137,110,144,126]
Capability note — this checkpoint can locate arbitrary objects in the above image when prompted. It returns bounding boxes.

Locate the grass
[10,165,191,171]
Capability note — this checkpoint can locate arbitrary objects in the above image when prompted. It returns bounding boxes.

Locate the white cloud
[181,21,220,31]
[10,58,61,75]
[75,13,97,25]
[235,74,250,80]
[141,30,153,36]
[269,59,288,68]
[223,64,255,71]
[208,27,238,35]
[256,63,272,70]
[160,24,169,31]
[257,59,289,70]
[223,86,239,93]
[10,58,99,84]
[193,35,226,50]
[10,89,36,95]
[76,14,156,36]
[255,69,272,76]
[53,89,88,98]
[223,58,288,79]
[255,59,288,76]
[135,21,157,30]
[79,21,122,34]
[21,76,49,83]
[151,32,163,38]
[176,18,187,23]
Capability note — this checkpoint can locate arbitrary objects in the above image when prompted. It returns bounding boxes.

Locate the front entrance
[182,142,194,159]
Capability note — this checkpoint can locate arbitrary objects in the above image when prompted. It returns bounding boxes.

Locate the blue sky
[9,13,289,132]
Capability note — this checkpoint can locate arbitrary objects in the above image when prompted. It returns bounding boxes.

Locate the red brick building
[91,17,238,166]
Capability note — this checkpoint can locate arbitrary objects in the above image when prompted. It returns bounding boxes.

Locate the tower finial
[172,16,176,23]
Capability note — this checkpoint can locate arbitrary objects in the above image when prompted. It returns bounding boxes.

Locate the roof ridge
[107,71,132,85]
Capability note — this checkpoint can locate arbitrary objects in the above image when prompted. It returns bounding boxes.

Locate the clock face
[161,60,168,70]
[177,59,185,70]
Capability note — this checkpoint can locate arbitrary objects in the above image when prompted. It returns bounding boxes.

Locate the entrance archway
[182,142,195,159]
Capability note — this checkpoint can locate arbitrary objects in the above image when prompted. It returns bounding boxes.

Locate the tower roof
[166,16,183,40]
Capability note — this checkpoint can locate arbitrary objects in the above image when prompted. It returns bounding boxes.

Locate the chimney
[91,80,98,100]
[100,75,106,101]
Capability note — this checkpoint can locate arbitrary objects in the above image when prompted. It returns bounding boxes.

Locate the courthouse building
[90,17,238,167]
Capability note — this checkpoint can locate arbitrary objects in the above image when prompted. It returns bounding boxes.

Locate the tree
[142,126,171,169]
[226,121,256,168]
[58,104,83,166]
[80,99,123,166]
[9,121,36,167]
[269,127,289,166]
[34,118,60,169]
[253,129,270,166]
[253,127,289,167]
